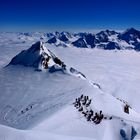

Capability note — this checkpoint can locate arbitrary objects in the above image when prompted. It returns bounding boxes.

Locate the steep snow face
[8,41,43,67]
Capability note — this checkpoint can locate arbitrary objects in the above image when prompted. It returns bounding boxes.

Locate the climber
[92,113,98,122]
[26,108,29,111]
[75,98,81,109]
[99,111,104,122]
[21,110,24,114]
[99,111,104,119]
[124,104,129,114]
[86,99,92,107]
[82,96,88,105]
[73,98,79,108]
[80,94,84,100]
[90,109,94,116]
[78,106,83,112]
[92,112,101,124]
[82,111,88,117]
[86,109,94,121]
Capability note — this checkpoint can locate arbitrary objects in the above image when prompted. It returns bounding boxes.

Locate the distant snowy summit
[8,41,87,79]
[8,41,57,68]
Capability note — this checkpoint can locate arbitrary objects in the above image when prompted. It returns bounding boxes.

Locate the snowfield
[0,31,140,140]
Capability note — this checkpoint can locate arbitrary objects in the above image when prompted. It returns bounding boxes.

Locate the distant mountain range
[45,28,140,51]
[2,28,140,51]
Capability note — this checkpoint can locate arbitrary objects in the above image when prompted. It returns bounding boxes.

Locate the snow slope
[0,41,91,129]
[0,33,140,139]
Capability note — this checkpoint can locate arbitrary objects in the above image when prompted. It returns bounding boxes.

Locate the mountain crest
[7,41,88,80]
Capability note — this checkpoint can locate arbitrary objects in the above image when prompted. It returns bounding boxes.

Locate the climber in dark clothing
[75,98,81,109]
[74,98,81,108]
[26,108,29,111]
[124,104,129,114]
[87,109,94,121]
[93,111,104,124]
[99,111,104,120]
[21,110,24,114]
[80,94,84,100]
[109,116,112,120]
[82,111,88,117]
[77,97,81,103]
[92,112,100,124]
[82,96,88,105]
[86,99,92,107]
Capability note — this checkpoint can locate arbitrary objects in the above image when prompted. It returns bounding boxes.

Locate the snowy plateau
[0,28,140,140]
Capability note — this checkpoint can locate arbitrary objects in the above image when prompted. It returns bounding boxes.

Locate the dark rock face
[84,34,96,48]
[96,30,118,43]
[106,30,117,36]
[47,37,57,44]
[134,43,140,51]
[59,34,69,42]
[96,31,109,42]
[97,42,120,50]
[118,28,140,44]
[72,38,87,48]
[49,65,64,73]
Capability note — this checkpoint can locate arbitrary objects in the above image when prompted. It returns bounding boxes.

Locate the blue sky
[0,0,140,32]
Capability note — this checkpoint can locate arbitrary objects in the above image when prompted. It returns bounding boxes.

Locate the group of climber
[42,54,66,70]
[21,105,33,114]
[74,95,91,109]
[116,97,130,114]
[73,95,105,124]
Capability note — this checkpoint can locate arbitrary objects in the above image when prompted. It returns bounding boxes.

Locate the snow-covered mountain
[8,41,87,79]
[1,30,140,140]
[0,41,99,129]
[43,28,140,51]
[1,28,140,51]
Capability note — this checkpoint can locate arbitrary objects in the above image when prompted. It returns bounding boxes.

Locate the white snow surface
[0,33,140,140]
